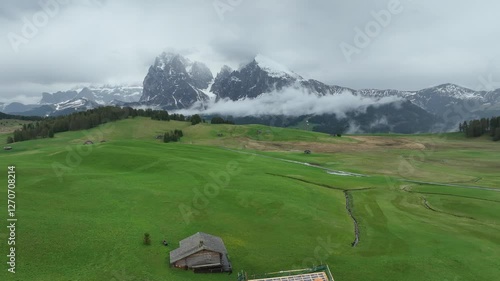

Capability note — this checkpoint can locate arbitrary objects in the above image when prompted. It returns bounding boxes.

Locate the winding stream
[344,191,360,247]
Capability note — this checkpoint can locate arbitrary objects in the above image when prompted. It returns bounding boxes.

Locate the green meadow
[1,117,499,281]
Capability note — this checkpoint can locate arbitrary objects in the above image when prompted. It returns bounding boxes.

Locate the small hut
[4,146,13,151]
[170,232,232,273]
[84,140,94,145]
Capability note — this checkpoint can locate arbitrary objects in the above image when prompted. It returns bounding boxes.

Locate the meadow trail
[421,197,476,220]
[402,180,500,192]
[223,148,368,177]
[406,190,500,204]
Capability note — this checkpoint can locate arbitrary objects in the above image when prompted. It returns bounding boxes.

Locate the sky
[1,0,500,104]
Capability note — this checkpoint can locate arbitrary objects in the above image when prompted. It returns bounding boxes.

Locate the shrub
[144,233,151,245]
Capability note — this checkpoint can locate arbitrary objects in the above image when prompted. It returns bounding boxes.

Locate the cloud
[175,87,401,118]
[0,0,499,102]
[0,94,40,105]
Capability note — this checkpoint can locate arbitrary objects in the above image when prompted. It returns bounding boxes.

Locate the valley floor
[1,117,499,281]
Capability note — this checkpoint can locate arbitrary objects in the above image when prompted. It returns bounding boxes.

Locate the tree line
[459,116,500,141]
[7,106,197,143]
[0,112,42,121]
[210,116,235,125]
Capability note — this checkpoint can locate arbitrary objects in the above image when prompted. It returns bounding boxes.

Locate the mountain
[3,52,500,134]
[53,98,100,116]
[40,91,79,104]
[11,98,99,117]
[10,105,55,117]
[309,100,440,134]
[2,85,143,117]
[3,102,40,114]
[211,54,349,101]
[40,86,142,105]
[140,52,212,109]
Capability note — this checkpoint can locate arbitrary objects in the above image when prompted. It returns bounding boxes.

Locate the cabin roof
[170,232,228,264]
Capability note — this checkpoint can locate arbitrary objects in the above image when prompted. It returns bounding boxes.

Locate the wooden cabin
[170,232,232,273]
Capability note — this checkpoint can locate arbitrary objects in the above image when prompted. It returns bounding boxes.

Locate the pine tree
[494,128,500,142]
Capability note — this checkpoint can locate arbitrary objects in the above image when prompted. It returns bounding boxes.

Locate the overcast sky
[1,0,499,103]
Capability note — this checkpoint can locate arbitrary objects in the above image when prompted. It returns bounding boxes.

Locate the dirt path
[237,135,427,153]
[405,190,500,203]
[403,179,500,192]
[225,148,368,177]
[421,197,475,220]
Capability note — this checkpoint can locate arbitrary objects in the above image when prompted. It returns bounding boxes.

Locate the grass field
[1,117,499,281]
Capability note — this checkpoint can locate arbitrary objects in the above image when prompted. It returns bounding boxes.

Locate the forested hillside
[460,116,500,141]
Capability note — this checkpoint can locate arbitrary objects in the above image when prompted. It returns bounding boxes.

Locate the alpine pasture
[1,117,499,281]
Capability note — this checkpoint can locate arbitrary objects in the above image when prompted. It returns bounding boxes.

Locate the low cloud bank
[175,87,402,118]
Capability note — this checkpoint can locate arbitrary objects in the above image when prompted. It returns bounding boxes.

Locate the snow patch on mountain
[201,81,216,99]
[421,83,481,99]
[254,54,302,79]
[55,98,98,111]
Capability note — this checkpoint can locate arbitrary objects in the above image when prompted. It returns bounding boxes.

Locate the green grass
[1,117,499,281]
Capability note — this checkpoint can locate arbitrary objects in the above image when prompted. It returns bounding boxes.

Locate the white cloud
[175,87,401,117]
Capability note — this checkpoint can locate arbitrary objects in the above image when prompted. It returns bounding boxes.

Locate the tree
[6,136,14,144]
[490,118,498,136]
[163,132,170,143]
[174,129,183,138]
[191,114,202,125]
[143,233,151,245]
[494,128,500,142]
[463,116,500,141]
[211,116,224,124]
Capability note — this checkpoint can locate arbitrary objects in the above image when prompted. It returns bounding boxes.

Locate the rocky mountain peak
[139,52,211,109]
[190,61,213,89]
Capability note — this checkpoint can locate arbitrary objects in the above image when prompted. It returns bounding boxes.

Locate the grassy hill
[1,117,499,281]
[0,119,33,134]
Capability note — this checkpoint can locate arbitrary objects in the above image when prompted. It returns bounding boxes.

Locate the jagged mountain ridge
[10,98,100,117]
[40,85,142,105]
[139,52,212,109]
[206,55,500,129]
[210,55,349,101]
[3,52,500,133]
